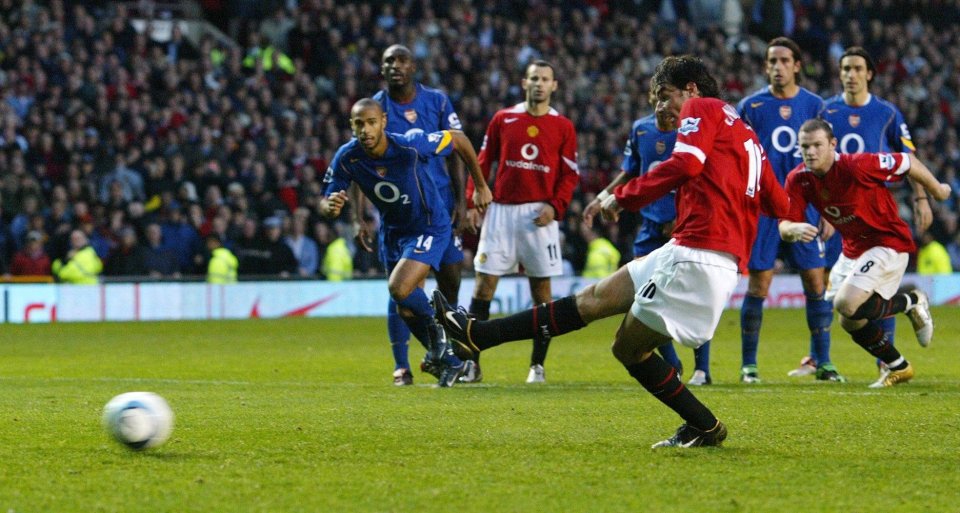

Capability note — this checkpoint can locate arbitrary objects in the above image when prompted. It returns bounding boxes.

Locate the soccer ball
[102,392,174,450]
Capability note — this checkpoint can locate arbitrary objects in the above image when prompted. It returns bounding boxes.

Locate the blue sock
[397,288,462,367]
[740,295,765,367]
[396,288,433,347]
[694,341,711,374]
[806,295,833,365]
[387,299,413,370]
[877,316,896,366]
[657,343,683,373]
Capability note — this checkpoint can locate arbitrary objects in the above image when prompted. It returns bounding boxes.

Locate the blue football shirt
[739,86,825,183]
[822,93,915,154]
[373,83,462,214]
[324,131,454,234]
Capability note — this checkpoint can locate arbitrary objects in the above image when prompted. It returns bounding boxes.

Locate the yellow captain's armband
[434,130,452,153]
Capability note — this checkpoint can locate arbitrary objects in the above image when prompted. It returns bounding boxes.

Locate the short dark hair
[767,37,803,64]
[840,46,876,83]
[526,59,556,78]
[652,55,720,99]
[799,118,835,139]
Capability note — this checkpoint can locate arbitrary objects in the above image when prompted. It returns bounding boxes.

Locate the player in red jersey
[435,56,790,447]
[778,119,950,388]
[461,59,579,383]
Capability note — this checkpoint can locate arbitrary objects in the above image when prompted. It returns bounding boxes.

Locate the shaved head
[351,98,383,117]
[382,44,412,60]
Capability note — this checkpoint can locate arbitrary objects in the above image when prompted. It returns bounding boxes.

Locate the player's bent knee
[833,296,860,319]
[387,282,414,303]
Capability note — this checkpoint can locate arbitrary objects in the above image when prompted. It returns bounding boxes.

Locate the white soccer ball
[102,392,174,450]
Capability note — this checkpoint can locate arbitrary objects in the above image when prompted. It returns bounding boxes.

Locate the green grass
[0,308,958,512]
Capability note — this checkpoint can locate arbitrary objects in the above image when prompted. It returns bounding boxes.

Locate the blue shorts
[441,234,464,266]
[748,208,825,272]
[633,219,671,258]
[380,226,452,271]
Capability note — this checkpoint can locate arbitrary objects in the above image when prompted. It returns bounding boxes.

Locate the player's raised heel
[431,289,480,360]
[906,290,933,347]
[651,421,727,448]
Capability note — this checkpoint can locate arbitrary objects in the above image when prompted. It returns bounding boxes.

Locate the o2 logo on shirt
[771,126,802,158]
[374,181,411,205]
[678,117,701,135]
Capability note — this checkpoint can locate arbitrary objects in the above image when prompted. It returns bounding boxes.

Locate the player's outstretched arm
[320,190,349,219]
[449,130,492,212]
[907,154,952,203]
[778,220,818,243]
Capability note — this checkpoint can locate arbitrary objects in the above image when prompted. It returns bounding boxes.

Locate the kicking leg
[434,264,637,359]
[611,314,725,448]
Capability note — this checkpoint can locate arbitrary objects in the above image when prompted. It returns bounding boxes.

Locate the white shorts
[474,202,563,277]
[825,246,908,301]
[626,240,739,348]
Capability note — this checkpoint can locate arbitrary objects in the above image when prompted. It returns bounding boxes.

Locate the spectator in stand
[284,209,318,277]
[52,229,102,284]
[143,222,180,279]
[10,230,51,277]
[161,207,202,274]
[322,223,353,282]
[206,234,238,284]
[104,227,149,277]
[261,216,298,277]
[580,222,621,279]
[916,232,953,275]
[98,154,145,205]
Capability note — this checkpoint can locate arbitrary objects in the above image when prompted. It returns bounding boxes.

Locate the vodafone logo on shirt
[520,143,539,160]
[505,143,550,172]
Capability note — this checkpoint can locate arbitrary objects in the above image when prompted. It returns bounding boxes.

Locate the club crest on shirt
[478,253,488,264]
[376,166,387,177]
[820,190,830,201]
[678,117,701,135]
[655,140,667,154]
[404,109,418,123]
[779,105,792,120]
[527,125,539,138]
[849,114,861,128]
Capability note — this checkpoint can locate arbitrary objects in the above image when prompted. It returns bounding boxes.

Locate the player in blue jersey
[821,46,934,372]
[321,99,492,387]
[736,37,844,383]
[584,85,713,385]
[370,45,471,386]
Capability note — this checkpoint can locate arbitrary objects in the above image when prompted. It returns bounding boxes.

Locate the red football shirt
[783,152,915,258]
[614,97,790,271]
[466,103,580,218]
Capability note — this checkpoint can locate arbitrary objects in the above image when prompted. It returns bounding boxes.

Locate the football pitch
[0,308,957,512]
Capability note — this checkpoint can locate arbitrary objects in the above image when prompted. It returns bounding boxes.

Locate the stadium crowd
[1,0,959,281]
